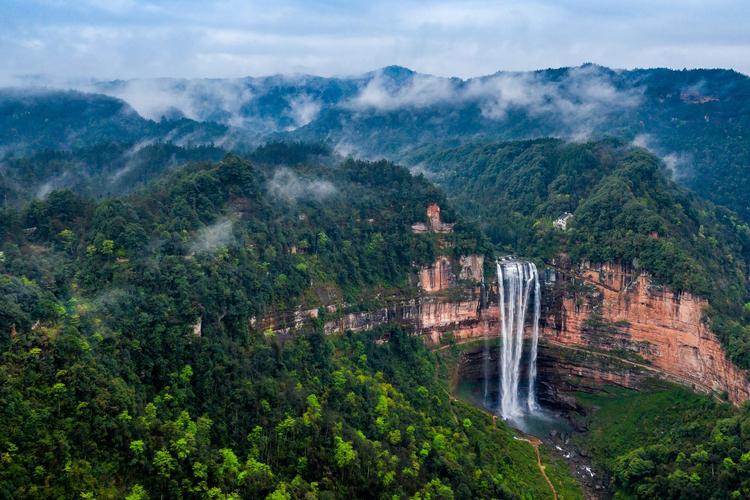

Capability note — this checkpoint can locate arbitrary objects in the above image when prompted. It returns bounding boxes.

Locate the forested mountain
[415,139,750,498]
[0,89,233,155]
[0,142,226,205]
[1,150,585,498]
[7,65,750,220]
[55,64,750,219]
[2,64,750,499]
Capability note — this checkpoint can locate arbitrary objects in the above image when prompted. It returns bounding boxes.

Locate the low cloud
[408,162,436,180]
[18,64,648,145]
[661,152,692,180]
[91,78,254,126]
[35,170,79,198]
[632,133,692,180]
[268,168,336,202]
[109,139,156,183]
[347,72,458,111]
[190,218,234,254]
[345,65,643,139]
[286,93,322,129]
[332,140,359,159]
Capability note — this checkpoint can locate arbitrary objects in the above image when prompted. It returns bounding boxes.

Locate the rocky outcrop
[417,254,485,293]
[253,203,494,343]
[320,291,498,344]
[251,306,320,335]
[459,255,484,282]
[542,262,750,404]
[535,342,651,412]
[411,202,455,234]
[250,202,750,405]
[418,256,453,292]
[413,202,483,293]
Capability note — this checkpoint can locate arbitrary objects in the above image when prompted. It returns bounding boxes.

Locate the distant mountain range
[2,64,750,219]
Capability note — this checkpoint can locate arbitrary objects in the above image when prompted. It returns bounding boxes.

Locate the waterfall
[481,276,490,407]
[495,259,540,419]
[527,265,541,412]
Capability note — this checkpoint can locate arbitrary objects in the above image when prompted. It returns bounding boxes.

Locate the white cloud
[90,78,254,125]
[343,64,643,139]
[190,218,234,254]
[286,93,321,128]
[631,133,692,179]
[268,168,337,201]
[347,72,458,111]
[2,1,750,81]
[109,139,156,182]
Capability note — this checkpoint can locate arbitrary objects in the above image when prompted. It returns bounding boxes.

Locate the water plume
[485,258,540,419]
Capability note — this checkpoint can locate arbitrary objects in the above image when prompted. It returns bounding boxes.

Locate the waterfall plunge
[483,259,541,419]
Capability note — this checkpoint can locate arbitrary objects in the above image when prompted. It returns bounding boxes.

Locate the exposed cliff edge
[541,261,750,404]
[250,204,750,405]
[251,203,494,343]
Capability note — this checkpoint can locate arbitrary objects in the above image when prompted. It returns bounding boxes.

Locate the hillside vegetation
[574,382,750,499]
[0,150,582,498]
[4,66,750,220]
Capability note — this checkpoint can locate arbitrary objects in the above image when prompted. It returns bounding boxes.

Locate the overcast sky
[2,0,749,82]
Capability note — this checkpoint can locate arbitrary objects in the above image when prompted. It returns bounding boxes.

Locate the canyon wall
[252,204,493,344]
[250,203,749,404]
[541,262,750,404]
[320,291,498,345]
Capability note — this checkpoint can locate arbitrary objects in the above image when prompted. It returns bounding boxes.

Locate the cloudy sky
[2,0,749,82]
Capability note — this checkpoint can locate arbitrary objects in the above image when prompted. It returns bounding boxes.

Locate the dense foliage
[417,139,750,368]
[6,67,750,222]
[291,66,750,222]
[0,142,226,205]
[2,69,750,496]
[0,150,567,498]
[574,383,750,499]
[1,317,568,498]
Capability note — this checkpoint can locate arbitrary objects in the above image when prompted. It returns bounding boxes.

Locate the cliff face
[541,262,750,404]
[319,291,498,345]
[252,204,492,344]
[417,255,485,293]
[249,203,749,404]
[418,256,453,293]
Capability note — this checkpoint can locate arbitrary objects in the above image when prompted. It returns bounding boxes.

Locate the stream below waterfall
[457,376,608,498]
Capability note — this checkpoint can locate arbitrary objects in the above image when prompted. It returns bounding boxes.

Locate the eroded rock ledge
[541,261,750,404]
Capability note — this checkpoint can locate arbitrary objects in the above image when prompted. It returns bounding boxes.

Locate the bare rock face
[417,254,485,293]
[319,290,499,344]
[251,306,320,335]
[251,256,749,405]
[251,199,750,406]
[411,202,455,234]
[542,262,750,404]
[418,256,453,292]
[459,255,484,282]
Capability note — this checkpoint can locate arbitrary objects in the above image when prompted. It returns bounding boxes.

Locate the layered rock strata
[250,203,750,404]
[541,262,750,404]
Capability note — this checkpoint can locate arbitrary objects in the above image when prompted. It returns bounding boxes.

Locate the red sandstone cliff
[250,202,750,405]
[542,262,750,404]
